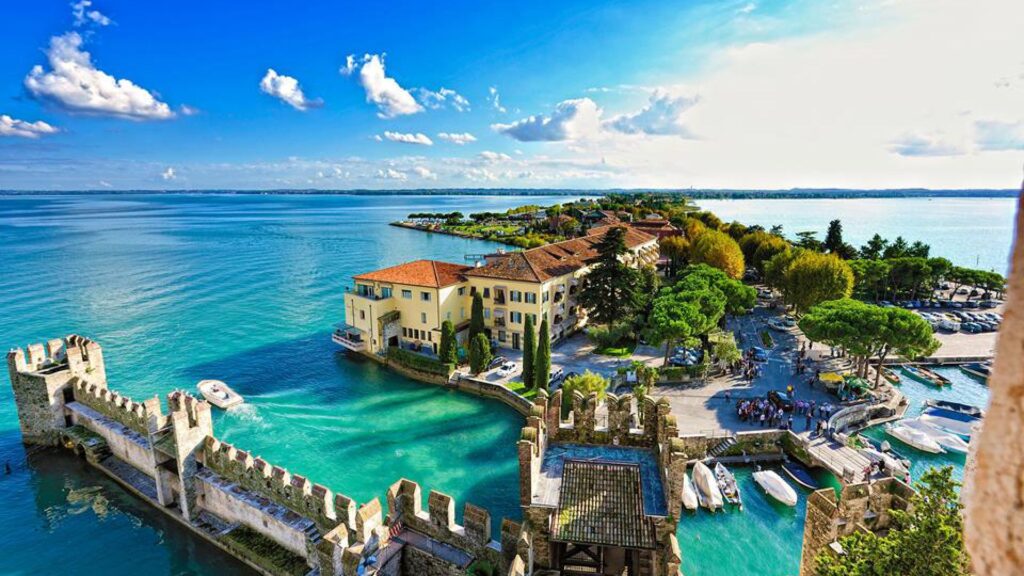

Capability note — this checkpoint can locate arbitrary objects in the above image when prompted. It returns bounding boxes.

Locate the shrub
[586,323,632,349]
[387,347,454,376]
[469,333,492,374]
[562,370,608,402]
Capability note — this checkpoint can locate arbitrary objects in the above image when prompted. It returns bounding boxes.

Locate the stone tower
[166,390,214,522]
[7,335,107,445]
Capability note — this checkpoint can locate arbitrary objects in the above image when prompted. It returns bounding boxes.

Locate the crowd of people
[732,388,838,434]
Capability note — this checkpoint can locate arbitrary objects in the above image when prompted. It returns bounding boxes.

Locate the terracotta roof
[631,220,679,232]
[464,225,655,283]
[552,460,656,549]
[353,259,470,288]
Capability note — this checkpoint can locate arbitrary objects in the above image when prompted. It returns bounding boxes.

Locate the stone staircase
[706,436,737,458]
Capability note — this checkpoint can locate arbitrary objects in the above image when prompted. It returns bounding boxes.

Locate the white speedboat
[714,462,742,507]
[885,423,945,454]
[197,379,244,409]
[860,447,909,477]
[682,472,699,512]
[752,470,798,507]
[693,461,723,511]
[901,418,970,454]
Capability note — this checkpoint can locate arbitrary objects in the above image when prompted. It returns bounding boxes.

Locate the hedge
[387,347,455,376]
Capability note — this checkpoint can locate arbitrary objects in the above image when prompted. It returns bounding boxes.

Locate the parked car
[767,319,788,332]
[496,362,518,377]
[488,356,508,370]
[767,390,794,411]
[751,347,769,362]
[980,300,1000,308]
[962,323,981,333]
[964,301,979,309]
[549,367,565,384]
[940,319,961,332]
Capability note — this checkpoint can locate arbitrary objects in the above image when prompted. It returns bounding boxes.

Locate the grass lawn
[505,379,539,400]
[593,344,636,357]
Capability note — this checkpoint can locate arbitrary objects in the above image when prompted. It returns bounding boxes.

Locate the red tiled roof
[354,259,471,288]
[464,225,655,283]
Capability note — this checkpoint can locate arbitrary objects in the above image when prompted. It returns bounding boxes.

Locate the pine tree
[522,314,535,389]
[439,320,458,365]
[469,292,485,341]
[534,317,551,391]
[469,333,492,374]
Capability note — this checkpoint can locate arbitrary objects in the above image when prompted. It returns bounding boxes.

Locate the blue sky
[1,0,1021,190]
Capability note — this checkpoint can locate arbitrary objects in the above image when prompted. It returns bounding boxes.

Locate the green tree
[823,220,845,254]
[469,333,492,374]
[794,230,824,251]
[562,370,608,403]
[439,320,458,365]
[646,279,725,365]
[859,233,888,259]
[534,317,551,391]
[522,314,535,390]
[677,264,755,315]
[690,229,745,279]
[781,251,854,314]
[816,467,969,576]
[849,259,891,302]
[469,292,485,341]
[883,236,910,259]
[658,235,690,277]
[578,227,643,325]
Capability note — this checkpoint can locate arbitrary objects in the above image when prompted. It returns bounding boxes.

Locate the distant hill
[0,188,1018,198]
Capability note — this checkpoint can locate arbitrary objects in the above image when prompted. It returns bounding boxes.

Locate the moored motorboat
[693,461,723,511]
[900,365,950,387]
[958,362,991,382]
[885,423,945,454]
[919,407,977,438]
[880,366,901,385]
[682,472,699,512]
[901,418,970,454]
[197,379,244,409]
[753,470,798,507]
[714,461,742,507]
[860,447,909,478]
[781,460,819,491]
[923,399,984,419]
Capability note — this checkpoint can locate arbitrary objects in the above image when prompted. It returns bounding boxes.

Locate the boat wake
[224,403,266,427]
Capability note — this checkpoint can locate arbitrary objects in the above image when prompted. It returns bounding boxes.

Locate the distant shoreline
[0,188,1018,199]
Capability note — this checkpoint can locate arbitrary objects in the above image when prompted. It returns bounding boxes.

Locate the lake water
[0,194,1006,575]
[699,197,1018,273]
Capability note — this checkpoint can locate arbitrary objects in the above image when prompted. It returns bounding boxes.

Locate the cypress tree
[469,292,485,341]
[469,333,492,374]
[439,320,458,365]
[534,317,551,391]
[521,314,535,389]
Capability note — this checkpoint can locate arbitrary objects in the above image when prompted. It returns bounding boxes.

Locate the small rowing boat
[753,470,798,507]
[880,366,901,385]
[885,423,945,454]
[693,461,723,511]
[901,418,970,454]
[781,460,819,491]
[197,379,244,409]
[682,472,699,512]
[923,399,984,419]
[714,462,742,507]
[900,365,951,387]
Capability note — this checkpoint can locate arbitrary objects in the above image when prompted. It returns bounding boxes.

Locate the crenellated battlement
[203,436,350,534]
[72,379,159,435]
[523,389,678,451]
[7,334,106,383]
[167,389,211,432]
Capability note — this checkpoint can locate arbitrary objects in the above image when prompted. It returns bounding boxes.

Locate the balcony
[493,316,507,327]
[345,287,389,301]
[332,324,367,352]
[494,294,506,305]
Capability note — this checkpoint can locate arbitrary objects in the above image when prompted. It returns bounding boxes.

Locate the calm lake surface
[0,194,1008,575]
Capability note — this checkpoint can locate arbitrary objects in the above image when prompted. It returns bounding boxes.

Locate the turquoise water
[0,194,1003,575]
[699,197,1017,273]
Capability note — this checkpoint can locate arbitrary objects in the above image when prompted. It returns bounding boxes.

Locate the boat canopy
[819,372,845,383]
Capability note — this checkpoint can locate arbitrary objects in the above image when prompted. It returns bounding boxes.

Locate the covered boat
[919,407,978,438]
[693,461,723,511]
[714,462,742,507]
[923,399,985,419]
[959,362,991,382]
[901,418,970,454]
[682,472,699,512]
[885,423,945,454]
[880,366,902,385]
[781,460,819,491]
[900,365,950,387]
[753,470,798,507]
[197,379,244,409]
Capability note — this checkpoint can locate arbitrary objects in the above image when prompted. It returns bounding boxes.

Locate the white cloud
[179,104,200,116]
[25,32,175,120]
[736,2,757,15]
[417,88,470,112]
[487,86,507,113]
[342,54,422,118]
[479,151,512,162]
[605,89,699,137]
[492,98,602,142]
[71,0,111,27]
[461,167,498,181]
[437,132,477,145]
[380,131,433,146]
[974,120,1024,151]
[412,166,438,180]
[888,132,967,157]
[0,114,60,138]
[260,69,319,111]
[376,168,408,180]
[161,167,175,180]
